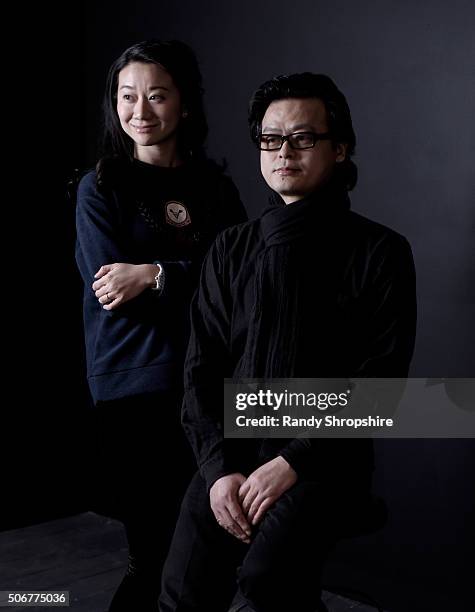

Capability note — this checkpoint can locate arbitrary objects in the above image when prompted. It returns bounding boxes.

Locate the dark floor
[0,513,386,611]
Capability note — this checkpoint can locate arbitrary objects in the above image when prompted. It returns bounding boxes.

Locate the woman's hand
[92,263,159,310]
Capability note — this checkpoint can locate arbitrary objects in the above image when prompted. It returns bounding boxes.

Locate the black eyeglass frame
[257,131,333,151]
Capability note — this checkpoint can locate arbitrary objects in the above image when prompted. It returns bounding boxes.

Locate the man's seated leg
[235,481,340,612]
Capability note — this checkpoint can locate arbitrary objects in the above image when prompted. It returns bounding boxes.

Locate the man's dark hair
[248,73,357,190]
[97,39,208,186]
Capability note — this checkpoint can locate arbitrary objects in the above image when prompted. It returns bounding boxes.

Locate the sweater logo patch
[165,201,191,227]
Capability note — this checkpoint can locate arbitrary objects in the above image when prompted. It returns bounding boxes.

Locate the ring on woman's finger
[106,292,110,301]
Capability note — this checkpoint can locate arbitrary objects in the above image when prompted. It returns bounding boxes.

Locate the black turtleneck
[261,180,351,246]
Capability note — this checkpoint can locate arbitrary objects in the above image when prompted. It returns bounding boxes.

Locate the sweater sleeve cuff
[199,455,240,494]
[157,260,193,300]
[278,440,312,478]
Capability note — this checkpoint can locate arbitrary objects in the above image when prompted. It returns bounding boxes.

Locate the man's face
[260,98,347,204]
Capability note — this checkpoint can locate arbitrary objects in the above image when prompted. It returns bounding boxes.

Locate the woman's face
[116,62,183,157]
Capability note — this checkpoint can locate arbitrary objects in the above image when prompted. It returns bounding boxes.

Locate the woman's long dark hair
[97,39,209,188]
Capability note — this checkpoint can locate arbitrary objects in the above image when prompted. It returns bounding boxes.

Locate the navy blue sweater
[76,159,247,403]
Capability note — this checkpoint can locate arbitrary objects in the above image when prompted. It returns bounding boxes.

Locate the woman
[75,40,247,612]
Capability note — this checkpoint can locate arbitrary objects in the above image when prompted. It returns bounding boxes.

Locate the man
[159,73,416,612]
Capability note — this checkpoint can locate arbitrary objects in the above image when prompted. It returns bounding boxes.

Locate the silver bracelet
[151,262,165,293]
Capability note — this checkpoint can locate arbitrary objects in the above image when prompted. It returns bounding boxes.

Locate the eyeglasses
[257,131,332,151]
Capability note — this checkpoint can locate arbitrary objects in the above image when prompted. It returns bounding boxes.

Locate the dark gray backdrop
[5,2,473,611]
[84,0,475,377]
[81,3,475,610]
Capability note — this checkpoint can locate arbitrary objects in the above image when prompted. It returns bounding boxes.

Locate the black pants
[159,471,350,612]
[95,391,195,609]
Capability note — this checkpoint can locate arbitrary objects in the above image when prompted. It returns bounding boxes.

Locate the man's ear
[335,142,348,163]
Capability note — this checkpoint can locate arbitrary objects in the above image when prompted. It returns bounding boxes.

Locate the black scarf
[236,180,351,378]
